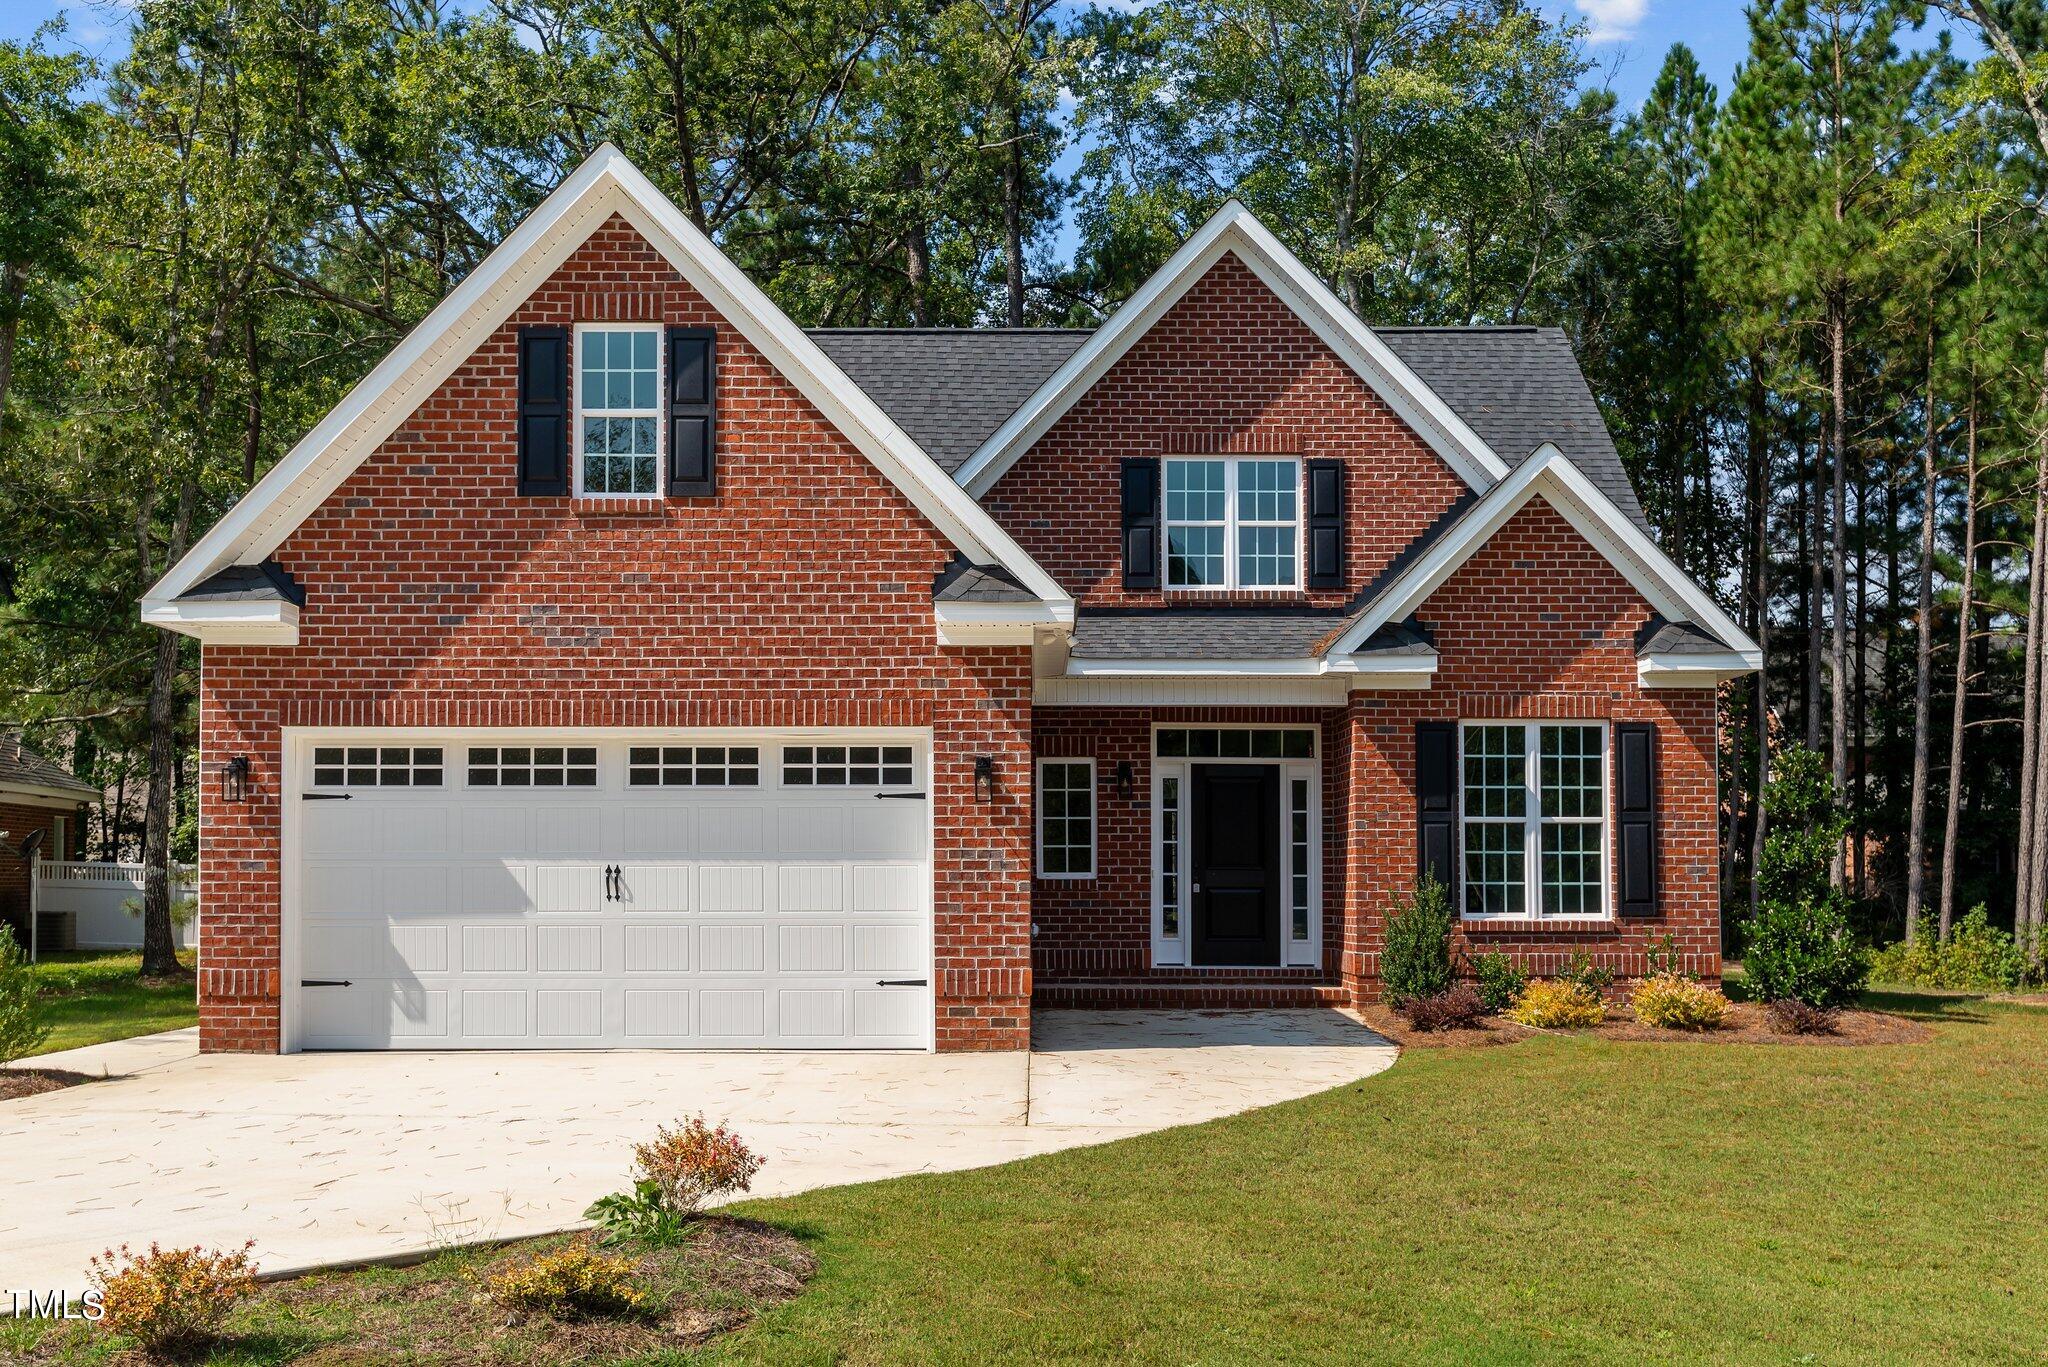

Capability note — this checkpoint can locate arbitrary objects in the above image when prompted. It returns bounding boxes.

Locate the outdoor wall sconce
[973,755,995,801]
[1115,761,1135,800]
[219,755,251,803]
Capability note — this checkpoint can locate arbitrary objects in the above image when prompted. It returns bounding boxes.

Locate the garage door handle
[874,792,925,800]
[875,979,927,987]
[301,979,352,987]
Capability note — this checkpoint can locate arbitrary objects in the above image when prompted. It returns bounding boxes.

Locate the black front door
[1190,763,1281,966]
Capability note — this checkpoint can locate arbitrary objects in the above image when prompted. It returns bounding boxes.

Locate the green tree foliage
[1381,872,1453,1006]
[1745,745,1869,1007]
[0,925,50,1064]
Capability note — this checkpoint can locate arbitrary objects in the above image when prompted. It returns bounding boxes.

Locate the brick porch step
[1033,982,1351,1010]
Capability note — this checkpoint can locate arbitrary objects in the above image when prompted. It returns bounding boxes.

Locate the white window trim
[1035,757,1097,880]
[1164,455,1303,592]
[572,321,664,499]
[1457,720,1612,922]
[1149,724,1320,969]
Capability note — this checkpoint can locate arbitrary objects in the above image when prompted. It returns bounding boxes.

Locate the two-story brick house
[143,147,1758,1054]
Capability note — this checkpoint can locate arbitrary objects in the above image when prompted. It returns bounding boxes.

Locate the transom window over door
[578,325,661,496]
[1164,457,1300,589]
[1460,723,1607,919]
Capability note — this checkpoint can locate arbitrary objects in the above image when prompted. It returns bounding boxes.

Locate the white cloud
[1574,0,1648,42]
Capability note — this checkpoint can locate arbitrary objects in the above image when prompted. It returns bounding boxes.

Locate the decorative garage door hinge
[301,792,351,801]
[301,979,352,987]
[874,979,927,987]
[873,792,925,800]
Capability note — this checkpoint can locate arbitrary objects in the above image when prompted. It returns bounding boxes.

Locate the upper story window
[1164,456,1300,589]
[577,325,661,497]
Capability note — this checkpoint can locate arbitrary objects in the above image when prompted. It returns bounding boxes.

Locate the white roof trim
[956,200,1510,499]
[141,598,300,646]
[1063,652,1435,682]
[1326,444,1762,662]
[144,144,1069,616]
[1639,652,1761,688]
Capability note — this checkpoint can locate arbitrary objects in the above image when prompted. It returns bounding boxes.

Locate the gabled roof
[142,145,1070,632]
[0,736,96,801]
[180,561,305,606]
[952,201,1512,498]
[812,329,1090,474]
[1324,445,1760,678]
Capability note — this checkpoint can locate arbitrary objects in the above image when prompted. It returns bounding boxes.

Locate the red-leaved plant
[634,1115,765,1217]
[88,1240,258,1356]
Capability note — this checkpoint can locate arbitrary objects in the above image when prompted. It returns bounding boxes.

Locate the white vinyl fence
[37,859,199,951]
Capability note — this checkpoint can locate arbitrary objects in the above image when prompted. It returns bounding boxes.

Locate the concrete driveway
[2,1010,1394,1289]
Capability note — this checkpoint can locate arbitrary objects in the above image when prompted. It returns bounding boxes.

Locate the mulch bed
[1359,1000,1929,1049]
[0,1068,94,1101]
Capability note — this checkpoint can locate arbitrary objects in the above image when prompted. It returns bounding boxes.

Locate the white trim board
[1324,444,1762,669]
[142,144,1070,632]
[955,200,1510,499]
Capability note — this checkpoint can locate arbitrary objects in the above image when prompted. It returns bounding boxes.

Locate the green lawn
[711,988,2048,1364]
[11,988,2048,1363]
[24,950,198,1056]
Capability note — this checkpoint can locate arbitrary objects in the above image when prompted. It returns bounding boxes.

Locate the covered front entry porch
[1029,710,1352,1009]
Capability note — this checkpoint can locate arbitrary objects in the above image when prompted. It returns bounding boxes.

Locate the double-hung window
[577,325,661,496]
[1036,758,1095,878]
[1460,723,1607,919]
[1164,457,1300,589]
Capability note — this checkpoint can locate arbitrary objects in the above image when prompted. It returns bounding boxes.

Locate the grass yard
[23,950,198,1056]
[9,987,2048,1363]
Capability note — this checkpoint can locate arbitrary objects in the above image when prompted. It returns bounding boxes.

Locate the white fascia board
[1638,651,1762,688]
[141,597,300,646]
[1325,445,1761,662]
[146,144,1069,619]
[1063,653,1436,682]
[956,200,1508,499]
[933,600,1066,646]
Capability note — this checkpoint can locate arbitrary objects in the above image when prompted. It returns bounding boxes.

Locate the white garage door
[288,732,931,1050]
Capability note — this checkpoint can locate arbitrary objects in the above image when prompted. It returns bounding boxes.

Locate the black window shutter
[1305,458,1344,589]
[1416,721,1458,907]
[1120,457,1161,590]
[516,325,569,496]
[667,327,717,497]
[1616,722,1659,917]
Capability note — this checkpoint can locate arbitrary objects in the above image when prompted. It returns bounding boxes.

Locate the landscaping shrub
[480,1240,642,1318]
[1381,872,1453,1006]
[1558,949,1615,995]
[1743,745,1867,1009]
[1471,951,1527,1014]
[632,1116,764,1219]
[585,1179,689,1247]
[1399,984,1484,1032]
[88,1241,257,1357]
[1506,978,1605,1028]
[0,926,49,1064]
[1868,908,2030,991]
[1630,973,1729,1031]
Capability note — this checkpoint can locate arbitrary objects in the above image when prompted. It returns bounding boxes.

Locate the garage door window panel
[467,746,599,788]
[782,745,915,788]
[312,746,443,788]
[629,745,760,787]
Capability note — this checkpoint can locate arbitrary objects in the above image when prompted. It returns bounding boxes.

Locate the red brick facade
[186,210,1725,1053]
[197,216,1032,1053]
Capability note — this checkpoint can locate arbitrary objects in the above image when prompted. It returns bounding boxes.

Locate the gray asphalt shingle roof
[1636,616,1732,655]
[933,558,1036,603]
[1070,611,1347,660]
[178,561,306,606]
[809,328,1090,474]
[0,736,95,799]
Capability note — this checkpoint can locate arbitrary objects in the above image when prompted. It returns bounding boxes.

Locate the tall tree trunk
[903,160,931,328]
[1906,325,1938,939]
[2018,354,2046,950]
[1002,87,1025,328]
[1807,430,1825,750]
[1828,296,1850,888]
[1939,393,1978,940]
[2024,449,2048,954]
[1748,366,1771,919]
[0,262,27,422]
[140,479,198,977]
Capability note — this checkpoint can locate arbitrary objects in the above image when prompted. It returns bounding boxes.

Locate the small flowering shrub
[480,1240,642,1318]
[633,1116,764,1219]
[1506,978,1606,1029]
[1631,973,1729,1031]
[88,1241,257,1356]
[1471,951,1528,1014]
[1398,983,1485,1032]
[1766,998,1841,1036]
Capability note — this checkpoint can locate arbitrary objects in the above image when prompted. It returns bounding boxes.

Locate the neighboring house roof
[178,561,306,606]
[811,330,1091,474]
[141,143,1071,642]
[0,736,96,802]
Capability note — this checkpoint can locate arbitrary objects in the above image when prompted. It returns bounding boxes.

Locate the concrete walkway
[2,1010,1394,1288]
